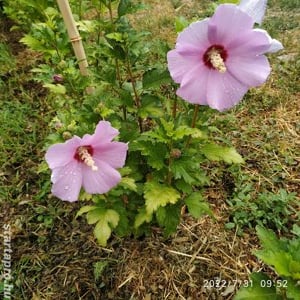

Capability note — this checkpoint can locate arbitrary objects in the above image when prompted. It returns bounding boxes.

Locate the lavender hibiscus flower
[45,121,128,202]
[167,1,283,111]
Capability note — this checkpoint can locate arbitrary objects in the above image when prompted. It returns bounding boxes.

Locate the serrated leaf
[118,0,131,17]
[143,69,171,89]
[156,205,181,236]
[160,118,174,136]
[171,159,195,184]
[201,143,244,164]
[93,209,119,246]
[286,279,300,299]
[256,225,287,253]
[134,208,153,228]
[185,193,213,218]
[76,205,96,218]
[87,208,105,224]
[255,226,300,279]
[234,273,281,300]
[144,181,181,214]
[106,32,123,42]
[120,177,137,191]
[134,140,167,170]
[20,35,48,51]
[94,261,109,280]
[43,83,66,94]
[138,95,163,118]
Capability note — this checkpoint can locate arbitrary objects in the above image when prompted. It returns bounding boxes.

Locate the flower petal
[227,55,271,87]
[226,29,271,56]
[81,121,119,146]
[206,71,249,111]
[254,29,284,53]
[238,0,267,25]
[176,19,210,54]
[176,63,209,105]
[51,162,83,202]
[208,4,254,45]
[167,50,203,83]
[45,136,81,169]
[82,160,121,194]
[93,142,128,169]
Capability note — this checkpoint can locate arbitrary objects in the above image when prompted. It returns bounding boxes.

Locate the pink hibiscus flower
[167,3,283,111]
[45,121,128,202]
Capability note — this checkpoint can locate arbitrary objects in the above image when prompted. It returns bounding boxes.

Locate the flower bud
[62,131,72,140]
[52,74,64,83]
[170,148,181,159]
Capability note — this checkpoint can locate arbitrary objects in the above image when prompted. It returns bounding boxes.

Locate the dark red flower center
[74,145,94,162]
[203,45,228,70]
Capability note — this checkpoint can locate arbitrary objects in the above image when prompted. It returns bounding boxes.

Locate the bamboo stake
[56,0,94,94]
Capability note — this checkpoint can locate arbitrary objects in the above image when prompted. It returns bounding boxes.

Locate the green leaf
[118,0,131,17]
[256,226,287,253]
[106,32,124,42]
[171,159,195,184]
[292,224,300,237]
[133,140,167,170]
[76,205,96,218]
[286,279,300,299]
[138,95,164,119]
[144,181,181,214]
[134,208,153,228]
[142,69,171,89]
[201,143,244,164]
[93,209,119,246]
[120,177,137,192]
[20,35,51,52]
[185,192,213,218]
[94,261,109,280]
[43,83,66,94]
[255,226,300,279]
[156,205,181,236]
[175,16,189,33]
[234,273,282,300]
[87,208,105,225]
[172,125,208,141]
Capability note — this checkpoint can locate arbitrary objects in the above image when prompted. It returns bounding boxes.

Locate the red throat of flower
[74,145,98,171]
[203,45,228,73]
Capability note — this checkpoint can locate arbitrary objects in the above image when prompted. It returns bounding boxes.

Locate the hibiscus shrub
[19,0,282,245]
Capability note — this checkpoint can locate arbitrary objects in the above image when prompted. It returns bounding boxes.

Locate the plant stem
[126,58,143,132]
[191,104,199,129]
[185,105,199,148]
[108,0,113,21]
[107,0,126,121]
[172,96,177,119]
[167,147,173,185]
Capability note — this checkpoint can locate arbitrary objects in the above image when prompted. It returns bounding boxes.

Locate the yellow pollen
[78,147,98,171]
[209,49,226,73]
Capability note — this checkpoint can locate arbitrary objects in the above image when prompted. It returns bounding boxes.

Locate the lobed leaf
[185,192,213,218]
[201,143,244,164]
[93,209,120,246]
[144,181,181,214]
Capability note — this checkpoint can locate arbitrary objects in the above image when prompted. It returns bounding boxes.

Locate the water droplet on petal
[64,186,69,190]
